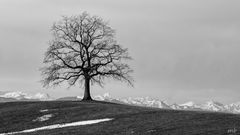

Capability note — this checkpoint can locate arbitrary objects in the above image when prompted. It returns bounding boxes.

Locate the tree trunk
[82,77,92,101]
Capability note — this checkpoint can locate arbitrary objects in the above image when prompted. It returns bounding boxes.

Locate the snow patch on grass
[33,114,53,122]
[0,118,113,135]
[39,109,49,112]
[39,108,59,112]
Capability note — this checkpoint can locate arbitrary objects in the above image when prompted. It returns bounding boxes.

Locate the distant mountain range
[0,91,52,102]
[56,93,240,114]
[0,91,240,114]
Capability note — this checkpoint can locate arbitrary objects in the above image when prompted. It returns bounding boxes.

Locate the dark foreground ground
[0,101,240,135]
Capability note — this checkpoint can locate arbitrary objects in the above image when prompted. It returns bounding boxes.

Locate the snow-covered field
[0,118,113,135]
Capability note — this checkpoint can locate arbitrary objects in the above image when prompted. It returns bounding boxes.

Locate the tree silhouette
[41,12,133,100]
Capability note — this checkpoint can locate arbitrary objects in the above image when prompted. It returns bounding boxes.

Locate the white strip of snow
[39,109,49,112]
[0,118,113,135]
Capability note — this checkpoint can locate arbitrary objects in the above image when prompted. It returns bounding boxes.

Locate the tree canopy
[41,12,133,100]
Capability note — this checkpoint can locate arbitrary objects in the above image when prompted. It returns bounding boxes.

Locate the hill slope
[0,101,240,135]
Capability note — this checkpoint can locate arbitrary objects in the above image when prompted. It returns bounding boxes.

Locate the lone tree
[41,12,133,101]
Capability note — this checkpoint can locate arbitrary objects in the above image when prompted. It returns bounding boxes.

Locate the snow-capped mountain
[170,103,183,110]
[200,101,227,112]
[224,102,240,113]
[0,91,52,101]
[180,101,196,108]
[95,93,112,101]
[0,91,28,100]
[179,101,201,110]
[33,93,51,101]
[94,94,171,109]
[120,97,171,109]
[94,93,124,104]
[91,93,240,114]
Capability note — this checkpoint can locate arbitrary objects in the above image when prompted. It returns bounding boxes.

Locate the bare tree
[41,12,133,101]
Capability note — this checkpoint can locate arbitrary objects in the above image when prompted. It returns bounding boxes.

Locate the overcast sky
[0,0,240,104]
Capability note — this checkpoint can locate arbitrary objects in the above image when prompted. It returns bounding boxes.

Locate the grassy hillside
[0,101,240,135]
